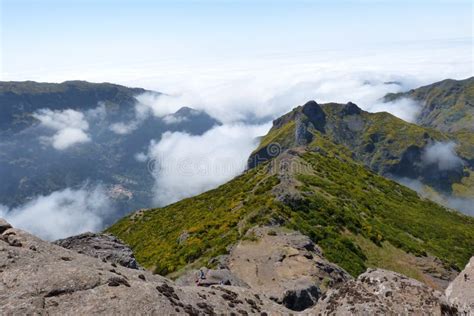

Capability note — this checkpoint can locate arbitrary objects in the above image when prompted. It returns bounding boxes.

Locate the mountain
[108,101,474,290]
[0,81,220,229]
[382,77,474,211]
[4,217,471,314]
[383,77,474,133]
[0,80,146,133]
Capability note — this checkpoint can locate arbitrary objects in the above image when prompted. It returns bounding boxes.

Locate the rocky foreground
[1,219,472,315]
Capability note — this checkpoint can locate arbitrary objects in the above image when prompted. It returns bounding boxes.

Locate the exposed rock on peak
[313,268,454,315]
[54,232,141,269]
[301,100,326,132]
[341,101,362,116]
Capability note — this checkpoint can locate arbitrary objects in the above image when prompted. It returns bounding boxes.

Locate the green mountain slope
[383,77,474,206]
[384,77,474,133]
[108,102,474,282]
[250,101,472,197]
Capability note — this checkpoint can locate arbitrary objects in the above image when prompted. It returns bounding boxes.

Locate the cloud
[422,141,464,170]
[110,121,139,135]
[34,108,91,150]
[108,92,163,134]
[395,177,473,216]
[0,185,114,241]
[144,123,271,206]
[366,97,421,123]
[162,114,189,125]
[50,128,90,150]
[128,71,421,125]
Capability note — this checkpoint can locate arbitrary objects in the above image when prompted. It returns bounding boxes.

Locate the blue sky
[1,0,472,82]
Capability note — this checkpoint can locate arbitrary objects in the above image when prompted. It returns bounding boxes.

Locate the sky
[0,0,473,238]
[0,0,472,86]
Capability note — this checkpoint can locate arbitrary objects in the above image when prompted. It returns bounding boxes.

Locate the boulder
[446,256,474,314]
[54,232,140,269]
[313,268,455,315]
[0,218,12,234]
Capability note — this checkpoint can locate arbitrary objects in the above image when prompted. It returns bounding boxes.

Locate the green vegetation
[108,128,474,278]
[108,92,474,281]
[384,77,474,133]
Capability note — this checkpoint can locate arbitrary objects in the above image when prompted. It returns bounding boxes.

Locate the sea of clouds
[2,40,473,239]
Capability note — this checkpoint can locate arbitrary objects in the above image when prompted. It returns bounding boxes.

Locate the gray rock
[0,218,12,234]
[446,256,474,314]
[176,268,250,288]
[0,219,290,315]
[313,268,454,315]
[227,226,352,311]
[280,281,321,311]
[54,232,140,269]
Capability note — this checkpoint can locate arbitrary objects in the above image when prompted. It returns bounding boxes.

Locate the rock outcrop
[0,219,289,315]
[1,219,471,315]
[446,256,474,314]
[227,227,352,311]
[54,232,140,269]
[313,268,455,315]
[176,268,249,288]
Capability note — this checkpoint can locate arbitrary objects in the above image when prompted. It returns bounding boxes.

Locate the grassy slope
[383,77,474,133]
[108,129,474,279]
[382,78,474,198]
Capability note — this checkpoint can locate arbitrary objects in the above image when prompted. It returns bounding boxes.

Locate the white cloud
[0,186,114,241]
[34,108,91,150]
[395,177,473,216]
[366,97,421,123]
[422,141,464,170]
[110,121,139,135]
[51,128,90,150]
[145,123,271,206]
[162,114,189,125]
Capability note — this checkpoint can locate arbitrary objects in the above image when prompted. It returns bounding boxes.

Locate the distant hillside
[108,101,474,287]
[384,77,474,133]
[0,80,148,133]
[249,100,474,204]
[383,77,474,209]
[0,80,220,225]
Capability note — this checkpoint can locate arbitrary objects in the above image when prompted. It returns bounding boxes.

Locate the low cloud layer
[422,141,464,170]
[366,97,421,123]
[34,109,91,150]
[395,177,473,216]
[0,186,114,240]
[143,123,270,206]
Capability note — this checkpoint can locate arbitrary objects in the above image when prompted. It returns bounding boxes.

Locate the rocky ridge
[2,218,472,315]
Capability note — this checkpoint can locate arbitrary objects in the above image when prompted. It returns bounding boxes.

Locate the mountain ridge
[108,99,474,287]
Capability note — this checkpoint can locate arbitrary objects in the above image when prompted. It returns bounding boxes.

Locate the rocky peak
[301,100,326,132]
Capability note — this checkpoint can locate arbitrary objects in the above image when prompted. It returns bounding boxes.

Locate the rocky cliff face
[1,218,472,314]
[54,232,141,269]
